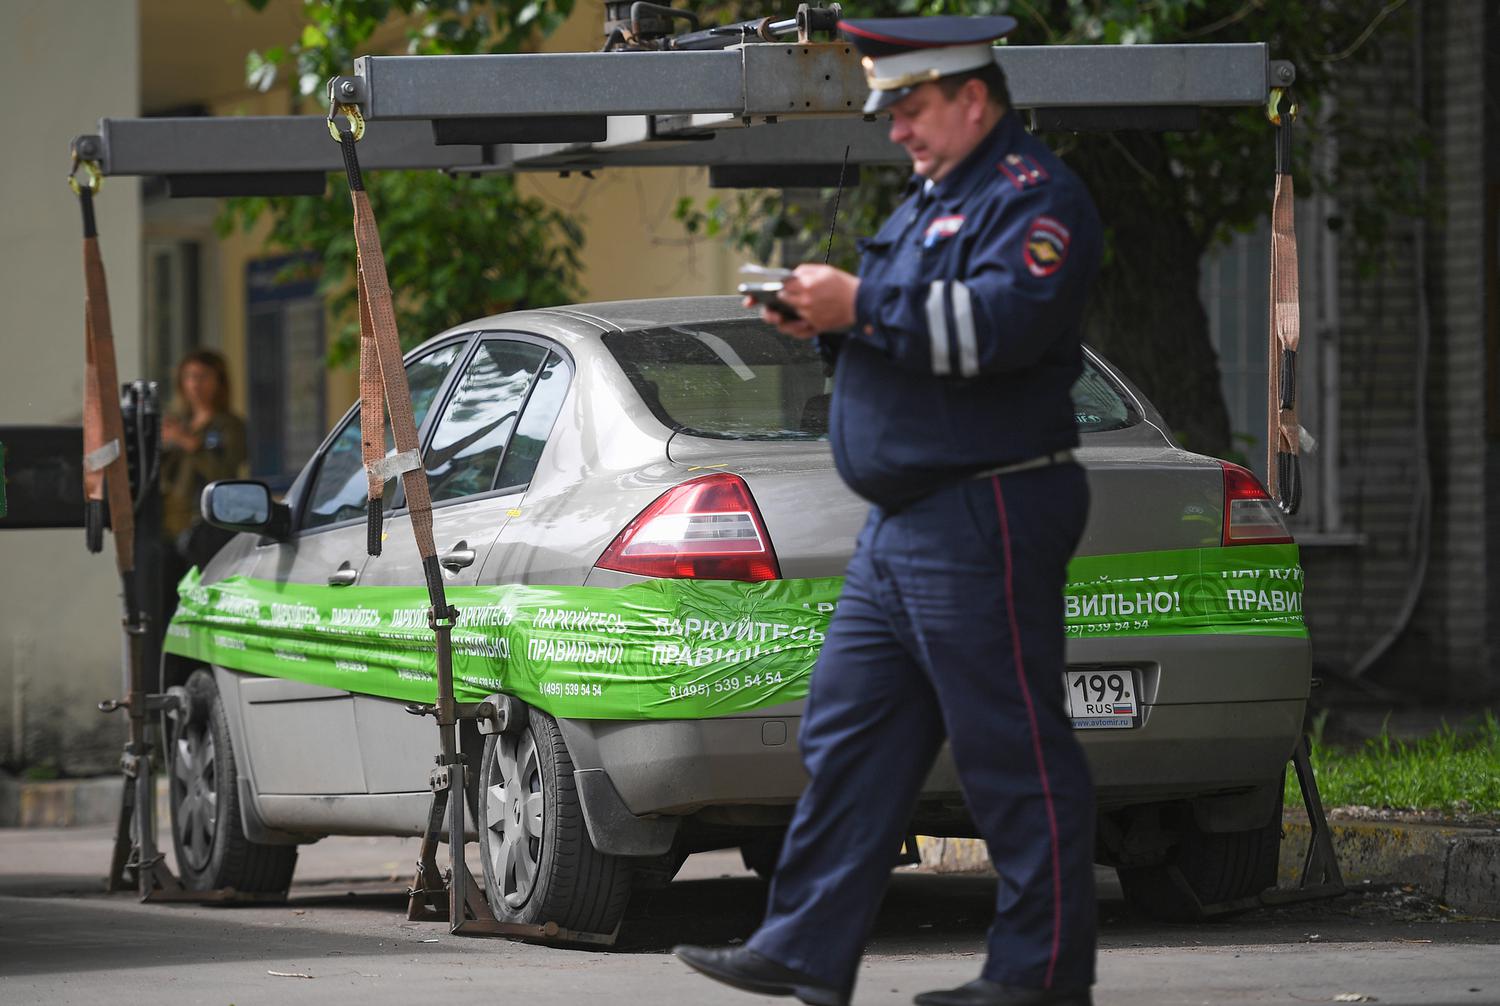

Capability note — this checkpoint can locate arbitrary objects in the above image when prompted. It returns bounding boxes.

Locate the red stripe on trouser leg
[991,475,1063,989]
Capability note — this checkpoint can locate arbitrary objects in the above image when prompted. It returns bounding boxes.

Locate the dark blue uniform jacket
[826,110,1103,511]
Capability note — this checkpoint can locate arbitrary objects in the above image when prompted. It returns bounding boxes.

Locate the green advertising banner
[164,543,1305,720]
[1064,544,1306,639]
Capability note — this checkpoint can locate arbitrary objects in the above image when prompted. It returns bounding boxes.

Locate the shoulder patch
[923,214,966,247]
[998,153,1050,191]
[1023,215,1070,277]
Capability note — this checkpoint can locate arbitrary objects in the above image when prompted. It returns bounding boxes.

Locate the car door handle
[440,541,476,572]
[327,562,358,587]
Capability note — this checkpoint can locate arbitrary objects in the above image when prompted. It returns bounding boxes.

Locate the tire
[167,669,297,894]
[478,710,632,935]
[1118,791,1283,922]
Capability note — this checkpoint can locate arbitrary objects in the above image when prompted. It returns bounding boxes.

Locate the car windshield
[604,319,1137,441]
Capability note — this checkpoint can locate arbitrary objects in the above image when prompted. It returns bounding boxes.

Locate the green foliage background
[680,0,1428,456]
[225,0,586,362]
[679,0,1428,266]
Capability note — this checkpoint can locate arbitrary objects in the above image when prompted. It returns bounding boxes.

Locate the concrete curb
[0,774,169,829]
[1281,815,1500,917]
[916,835,995,874]
[918,816,1500,917]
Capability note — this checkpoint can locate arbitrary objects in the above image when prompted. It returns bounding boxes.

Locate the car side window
[301,342,462,532]
[496,352,570,491]
[423,340,549,503]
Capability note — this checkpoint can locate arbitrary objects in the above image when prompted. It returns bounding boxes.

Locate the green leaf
[300,24,328,50]
[245,50,278,92]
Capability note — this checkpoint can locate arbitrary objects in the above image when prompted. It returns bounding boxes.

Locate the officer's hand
[742,297,820,341]
[780,264,859,334]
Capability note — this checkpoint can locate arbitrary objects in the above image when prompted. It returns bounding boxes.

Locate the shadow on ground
[5,857,1499,982]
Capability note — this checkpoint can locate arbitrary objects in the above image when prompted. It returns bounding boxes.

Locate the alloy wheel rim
[172,723,218,872]
[485,730,544,908]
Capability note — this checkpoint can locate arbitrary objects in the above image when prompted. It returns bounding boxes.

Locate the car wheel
[478,710,632,935]
[168,669,297,894]
[1118,790,1283,922]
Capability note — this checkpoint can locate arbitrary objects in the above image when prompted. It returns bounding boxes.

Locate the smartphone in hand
[738,281,802,321]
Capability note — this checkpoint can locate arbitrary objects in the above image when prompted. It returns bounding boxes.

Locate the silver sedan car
[173,296,1309,932]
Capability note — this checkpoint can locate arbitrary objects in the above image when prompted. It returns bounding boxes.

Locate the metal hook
[68,156,103,195]
[1267,87,1299,126]
[327,101,366,143]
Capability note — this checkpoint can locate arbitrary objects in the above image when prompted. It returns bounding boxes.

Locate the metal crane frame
[75,42,1293,194]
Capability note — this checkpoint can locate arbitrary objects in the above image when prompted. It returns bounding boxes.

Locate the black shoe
[673,944,849,1006]
[914,979,1093,1006]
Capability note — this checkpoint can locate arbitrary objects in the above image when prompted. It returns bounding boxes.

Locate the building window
[246,255,325,489]
[143,239,202,388]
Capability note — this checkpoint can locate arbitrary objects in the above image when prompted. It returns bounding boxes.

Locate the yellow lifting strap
[70,152,137,573]
[1266,89,1301,516]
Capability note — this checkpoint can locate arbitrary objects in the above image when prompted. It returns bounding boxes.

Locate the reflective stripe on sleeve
[925,281,951,375]
[952,281,978,377]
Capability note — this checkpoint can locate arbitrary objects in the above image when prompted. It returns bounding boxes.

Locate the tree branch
[1008,0,1060,43]
[1106,135,1160,190]
[1316,0,1409,63]
[1182,0,1264,40]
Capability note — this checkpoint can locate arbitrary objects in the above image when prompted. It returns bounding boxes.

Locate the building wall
[1285,13,1422,680]
[0,0,740,773]
[1299,0,1497,699]
[175,1,736,457]
[188,88,360,433]
[518,3,736,303]
[1487,0,1500,700]
[0,1,143,773]
[1413,0,1491,695]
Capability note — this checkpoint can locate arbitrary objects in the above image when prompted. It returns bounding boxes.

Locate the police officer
[676,15,1102,1006]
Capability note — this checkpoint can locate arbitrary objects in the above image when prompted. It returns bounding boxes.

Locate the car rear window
[605,321,828,441]
[604,319,1137,440]
[1072,360,1137,432]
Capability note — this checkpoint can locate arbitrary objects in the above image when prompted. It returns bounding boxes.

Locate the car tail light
[595,473,781,581]
[1220,462,1293,546]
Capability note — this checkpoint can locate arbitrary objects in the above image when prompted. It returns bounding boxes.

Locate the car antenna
[824,144,851,263]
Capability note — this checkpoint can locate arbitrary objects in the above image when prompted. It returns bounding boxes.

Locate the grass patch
[1286,712,1500,816]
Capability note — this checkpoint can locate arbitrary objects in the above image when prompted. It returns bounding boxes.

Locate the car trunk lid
[666,436,1243,579]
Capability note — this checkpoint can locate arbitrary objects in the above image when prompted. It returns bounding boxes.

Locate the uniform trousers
[746,462,1096,994]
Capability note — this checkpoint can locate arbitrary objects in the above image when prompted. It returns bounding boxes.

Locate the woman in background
[161,349,246,604]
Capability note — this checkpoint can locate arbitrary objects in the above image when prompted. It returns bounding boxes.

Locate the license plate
[1064,669,1139,729]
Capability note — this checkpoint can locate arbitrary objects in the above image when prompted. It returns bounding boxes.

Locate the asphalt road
[2,827,1497,1006]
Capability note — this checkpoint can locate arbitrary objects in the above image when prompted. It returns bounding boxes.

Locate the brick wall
[1408,0,1491,695]
[1488,3,1500,698]
[1298,0,1495,698]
